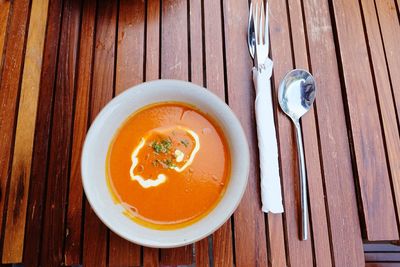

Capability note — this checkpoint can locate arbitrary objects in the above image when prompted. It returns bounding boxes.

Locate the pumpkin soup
[107,102,230,229]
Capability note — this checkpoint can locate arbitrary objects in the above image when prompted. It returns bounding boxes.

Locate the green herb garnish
[151,138,172,154]
[163,158,176,169]
[180,139,189,147]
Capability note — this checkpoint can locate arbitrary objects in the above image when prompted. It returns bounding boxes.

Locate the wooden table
[0,0,399,266]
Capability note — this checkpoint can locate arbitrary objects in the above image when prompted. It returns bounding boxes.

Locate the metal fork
[253,1,269,71]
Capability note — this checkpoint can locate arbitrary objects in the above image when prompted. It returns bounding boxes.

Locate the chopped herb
[180,139,189,147]
[152,160,159,167]
[163,158,176,169]
[151,138,171,154]
[161,139,172,150]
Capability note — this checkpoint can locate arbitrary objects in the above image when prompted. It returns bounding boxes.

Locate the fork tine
[265,1,269,51]
[254,1,259,44]
[260,0,264,45]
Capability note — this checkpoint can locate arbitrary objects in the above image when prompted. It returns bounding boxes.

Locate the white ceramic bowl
[81,80,249,248]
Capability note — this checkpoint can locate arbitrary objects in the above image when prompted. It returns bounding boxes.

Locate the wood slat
[287,0,332,266]
[222,0,268,266]
[266,215,287,267]
[159,0,192,265]
[143,1,161,265]
[22,0,63,265]
[375,0,400,126]
[145,0,160,82]
[39,0,82,265]
[332,0,398,240]
[1,0,49,262]
[108,0,145,266]
[188,1,209,265]
[82,0,118,266]
[302,0,365,265]
[203,0,234,266]
[365,252,400,262]
[189,0,203,87]
[0,0,11,73]
[360,0,400,235]
[269,0,314,266]
[0,0,30,253]
[64,0,96,264]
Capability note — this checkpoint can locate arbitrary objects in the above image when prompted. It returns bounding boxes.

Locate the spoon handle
[294,120,308,240]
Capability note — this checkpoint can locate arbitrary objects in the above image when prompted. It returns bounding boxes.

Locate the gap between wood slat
[1,0,50,263]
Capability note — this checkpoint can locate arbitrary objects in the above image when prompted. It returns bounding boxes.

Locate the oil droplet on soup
[107,102,230,229]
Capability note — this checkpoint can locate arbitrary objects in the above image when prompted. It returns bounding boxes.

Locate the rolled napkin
[252,58,284,213]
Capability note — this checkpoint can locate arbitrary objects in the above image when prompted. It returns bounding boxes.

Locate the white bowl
[81,80,249,248]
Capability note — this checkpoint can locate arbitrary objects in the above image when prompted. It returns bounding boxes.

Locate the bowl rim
[81,79,250,248]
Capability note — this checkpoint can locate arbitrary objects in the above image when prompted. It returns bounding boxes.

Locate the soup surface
[107,102,230,229]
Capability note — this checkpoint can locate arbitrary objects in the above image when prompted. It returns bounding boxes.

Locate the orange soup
[107,102,230,229]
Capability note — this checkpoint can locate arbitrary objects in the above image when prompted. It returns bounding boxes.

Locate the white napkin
[252,58,284,213]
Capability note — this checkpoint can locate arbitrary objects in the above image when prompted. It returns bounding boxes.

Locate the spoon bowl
[278,69,316,121]
[278,69,316,241]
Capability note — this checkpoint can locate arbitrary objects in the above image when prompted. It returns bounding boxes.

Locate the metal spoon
[278,69,316,241]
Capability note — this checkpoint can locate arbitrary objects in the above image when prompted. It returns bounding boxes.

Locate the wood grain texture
[145,0,160,82]
[0,0,11,74]
[203,0,233,266]
[360,0,400,237]
[287,0,332,266]
[39,0,82,265]
[108,0,144,265]
[143,247,159,267]
[82,1,118,266]
[332,0,398,240]
[302,0,365,265]
[269,0,314,266]
[159,0,192,264]
[375,0,400,125]
[64,0,96,264]
[222,0,268,266]
[143,1,161,265]
[21,0,63,265]
[2,0,49,262]
[189,0,203,86]
[266,215,287,267]
[0,0,30,252]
